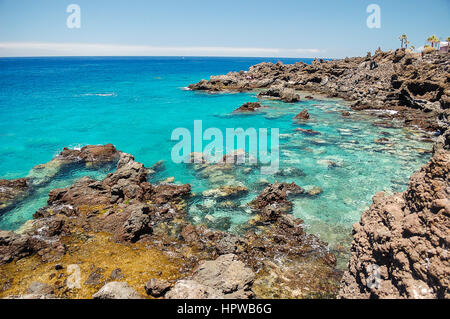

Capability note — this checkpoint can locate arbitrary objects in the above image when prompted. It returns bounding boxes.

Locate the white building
[440,42,449,53]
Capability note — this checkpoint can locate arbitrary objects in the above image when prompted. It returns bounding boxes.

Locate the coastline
[188,48,448,135]
[0,49,448,299]
[187,48,449,298]
[0,145,341,299]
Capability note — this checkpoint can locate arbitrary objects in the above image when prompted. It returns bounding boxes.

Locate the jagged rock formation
[0,146,340,299]
[32,150,191,244]
[339,149,449,298]
[0,144,122,212]
[249,182,305,221]
[189,49,449,133]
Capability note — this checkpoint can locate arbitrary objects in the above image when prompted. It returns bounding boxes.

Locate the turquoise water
[0,57,433,247]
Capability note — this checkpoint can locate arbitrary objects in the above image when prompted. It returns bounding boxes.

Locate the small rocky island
[0,49,448,299]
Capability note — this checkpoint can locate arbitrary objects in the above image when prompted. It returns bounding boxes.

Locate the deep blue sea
[0,57,433,250]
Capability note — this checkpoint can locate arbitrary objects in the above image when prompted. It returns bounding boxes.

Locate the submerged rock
[254,178,270,187]
[84,267,106,286]
[151,160,165,172]
[223,149,247,164]
[295,128,320,135]
[202,185,248,200]
[205,216,232,231]
[275,167,305,177]
[306,186,323,196]
[109,268,124,280]
[159,176,175,184]
[374,137,390,144]
[0,178,29,211]
[0,144,340,300]
[5,281,58,299]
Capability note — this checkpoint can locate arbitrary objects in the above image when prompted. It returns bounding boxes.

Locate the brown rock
[249,182,304,221]
[145,278,171,297]
[339,150,450,299]
[258,87,300,103]
[59,144,120,163]
[233,102,262,112]
[294,109,310,121]
[0,178,29,211]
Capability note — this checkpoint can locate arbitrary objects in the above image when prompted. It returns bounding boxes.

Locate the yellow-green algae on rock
[252,255,341,299]
[0,232,185,299]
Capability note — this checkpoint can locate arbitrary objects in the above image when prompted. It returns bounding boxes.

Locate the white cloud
[0,42,324,58]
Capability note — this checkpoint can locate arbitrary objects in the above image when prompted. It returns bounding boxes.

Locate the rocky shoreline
[0,144,340,299]
[339,149,449,298]
[189,49,449,136]
[188,49,449,298]
[0,49,448,299]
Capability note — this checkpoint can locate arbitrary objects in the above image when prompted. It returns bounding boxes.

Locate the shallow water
[0,57,433,251]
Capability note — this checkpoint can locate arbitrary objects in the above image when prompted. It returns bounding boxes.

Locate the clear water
[0,57,433,248]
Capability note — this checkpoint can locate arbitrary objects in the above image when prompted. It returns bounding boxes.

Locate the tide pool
[0,57,433,253]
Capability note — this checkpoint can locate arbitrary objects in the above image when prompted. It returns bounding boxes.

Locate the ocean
[0,56,433,252]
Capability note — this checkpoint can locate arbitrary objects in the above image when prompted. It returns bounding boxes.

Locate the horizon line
[0,55,337,60]
[0,42,329,59]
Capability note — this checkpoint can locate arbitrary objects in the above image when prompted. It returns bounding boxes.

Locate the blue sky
[0,0,449,58]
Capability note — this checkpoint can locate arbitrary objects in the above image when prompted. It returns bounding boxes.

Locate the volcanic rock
[294,109,310,120]
[339,150,450,299]
[0,178,29,211]
[233,102,262,112]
